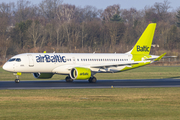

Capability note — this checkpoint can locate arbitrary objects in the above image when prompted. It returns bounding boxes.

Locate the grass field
[1,66,180,81]
[0,88,180,120]
[1,66,180,120]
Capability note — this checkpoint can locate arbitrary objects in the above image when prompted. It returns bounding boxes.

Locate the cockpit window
[8,58,21,62]
[16,58,21,62]
[8,58,16,62]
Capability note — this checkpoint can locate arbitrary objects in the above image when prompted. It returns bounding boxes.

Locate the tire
[88,78,92,83]
[89,77,97,83]
[65,76,73,82]
[92,77,97,83]
[15,79,20,83]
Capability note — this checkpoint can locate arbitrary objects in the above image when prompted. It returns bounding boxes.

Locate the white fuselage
[3,53,135,74]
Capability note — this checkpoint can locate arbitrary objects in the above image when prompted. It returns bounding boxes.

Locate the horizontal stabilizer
[145,53,177,61]
[162,56,177,59]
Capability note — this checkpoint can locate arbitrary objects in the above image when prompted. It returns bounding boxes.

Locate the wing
[90,62,139,69]
[91,53,167,69]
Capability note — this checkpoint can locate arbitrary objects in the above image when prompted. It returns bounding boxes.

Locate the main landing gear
[65,76,73,82]
[65,76,97,83]
[88,77,97,83]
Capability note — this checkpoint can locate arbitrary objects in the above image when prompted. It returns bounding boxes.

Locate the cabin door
[27,54,34,67]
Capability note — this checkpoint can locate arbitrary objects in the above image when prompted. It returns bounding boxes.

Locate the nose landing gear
[14,75,20,83]
[14,72,21,83]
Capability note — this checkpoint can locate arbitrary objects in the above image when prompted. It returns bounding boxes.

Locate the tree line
[0,0,180,63]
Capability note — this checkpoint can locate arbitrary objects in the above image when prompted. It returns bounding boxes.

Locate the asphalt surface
[1,79,180,89]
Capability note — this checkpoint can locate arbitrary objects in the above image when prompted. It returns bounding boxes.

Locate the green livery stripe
[131,54,152,61]
[121,62,151,72]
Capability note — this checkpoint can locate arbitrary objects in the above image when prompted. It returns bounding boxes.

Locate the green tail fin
[129,23,156,55]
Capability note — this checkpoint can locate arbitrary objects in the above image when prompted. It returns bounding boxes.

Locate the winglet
[154,53,166,61]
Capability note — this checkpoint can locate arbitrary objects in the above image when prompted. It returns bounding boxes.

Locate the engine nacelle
[33,73,54,79]
[70,67,91,80]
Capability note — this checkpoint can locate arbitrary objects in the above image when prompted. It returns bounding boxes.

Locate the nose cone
[3,63,13,72]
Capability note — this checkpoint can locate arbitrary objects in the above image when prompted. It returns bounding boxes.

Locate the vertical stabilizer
[128,23,156,55]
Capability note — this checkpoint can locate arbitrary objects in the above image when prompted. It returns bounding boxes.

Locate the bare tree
[0,2,15,19]
[56,4,76,22]
[55,23,61,47]
[81,5,99,22]
[107,22,125,50]
[145,0,171,22]
[15,0,33,22]
[39,0,62,20]
[101,4,121,22]
[121,8,142,27]
[40,26,48,49]
[0,3,13,59]
[62,22,72,50]
[81,22,88,49]
[27,20,42,48]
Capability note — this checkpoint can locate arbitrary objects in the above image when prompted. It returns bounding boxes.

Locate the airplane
[2,23,168,83]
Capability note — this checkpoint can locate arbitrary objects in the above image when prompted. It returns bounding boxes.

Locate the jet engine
[70,67,91,80]
[33,73,54,79]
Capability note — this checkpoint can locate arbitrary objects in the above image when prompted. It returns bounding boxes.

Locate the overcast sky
[1,0,180,11]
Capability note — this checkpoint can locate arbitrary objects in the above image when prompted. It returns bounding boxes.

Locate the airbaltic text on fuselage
[137,45,149,52]
[36,55,66,63]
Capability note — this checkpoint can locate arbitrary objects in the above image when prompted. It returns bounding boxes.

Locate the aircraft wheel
[65,76,73,82]
[15,79,20,83]
[89,77,97,83]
